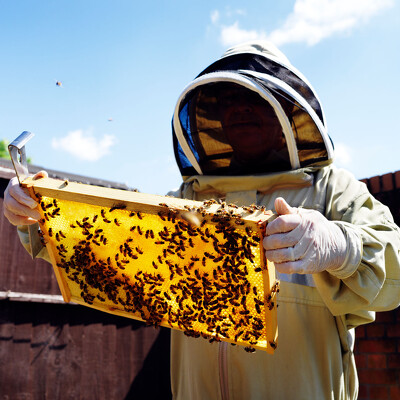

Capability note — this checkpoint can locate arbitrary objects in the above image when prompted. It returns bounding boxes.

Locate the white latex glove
[263,197,348,274]
[3,171,48,226]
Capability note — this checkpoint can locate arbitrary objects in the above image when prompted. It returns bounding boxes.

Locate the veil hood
[172,41,334,178]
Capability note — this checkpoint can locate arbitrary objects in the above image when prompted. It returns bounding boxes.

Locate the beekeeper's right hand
[3,171,48,226]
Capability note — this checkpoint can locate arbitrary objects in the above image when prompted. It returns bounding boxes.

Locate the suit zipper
[218,341,229,400]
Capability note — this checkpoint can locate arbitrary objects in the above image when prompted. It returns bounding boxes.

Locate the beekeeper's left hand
[263,197,348,274]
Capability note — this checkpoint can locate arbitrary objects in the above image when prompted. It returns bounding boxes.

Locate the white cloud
[51,129,116,161]
[211,10,219,25]
[220,22,267,47]
[333,142,352,166]
[268,0,394,46]
[216,0,394,47]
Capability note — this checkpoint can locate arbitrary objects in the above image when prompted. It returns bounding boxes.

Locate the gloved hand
[263,197,348,274]
[3,171,48,226]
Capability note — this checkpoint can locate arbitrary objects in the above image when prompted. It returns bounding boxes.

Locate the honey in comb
[36,194,278,352]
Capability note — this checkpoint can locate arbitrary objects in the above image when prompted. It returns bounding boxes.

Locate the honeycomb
[23,177,278,353]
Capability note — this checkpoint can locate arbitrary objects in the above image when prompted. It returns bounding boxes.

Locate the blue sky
[1,0,399,195]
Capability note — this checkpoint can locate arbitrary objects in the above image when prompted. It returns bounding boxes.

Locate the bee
[244,226,252,237]
[109,203,126,212]
[137,227,143,235]
[59,230,66,238]
[269,341,277,350]
[271,282,280,294]
[254,267,262,273]
[114,218,120,226]
[158,211,166,221]
[136,247,143,255]
[48,228,53,237]
[204,252,215,259]
[92,215,98,223]
[137,212,143,220]
[164,292,171,300]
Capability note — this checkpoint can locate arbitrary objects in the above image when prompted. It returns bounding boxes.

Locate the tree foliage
[0,139,11,160]
[0,139,32,163]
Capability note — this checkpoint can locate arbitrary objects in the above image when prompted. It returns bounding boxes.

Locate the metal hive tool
[21,175,279,353]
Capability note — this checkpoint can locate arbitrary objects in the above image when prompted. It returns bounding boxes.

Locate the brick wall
[355,172,400,400]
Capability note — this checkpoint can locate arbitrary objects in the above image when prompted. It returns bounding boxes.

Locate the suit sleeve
[313,168,400,328]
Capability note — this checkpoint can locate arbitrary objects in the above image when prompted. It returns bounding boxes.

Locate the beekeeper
[4,41,400,400]
[169,41,400,400]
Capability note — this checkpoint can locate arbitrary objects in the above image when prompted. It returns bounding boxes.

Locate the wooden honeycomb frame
[22,176,279,353]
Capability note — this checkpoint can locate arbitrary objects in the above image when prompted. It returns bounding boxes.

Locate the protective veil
[169,41,400,400]
[172,41,333,178]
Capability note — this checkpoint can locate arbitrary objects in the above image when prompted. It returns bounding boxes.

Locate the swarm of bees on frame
[35,193,279,353]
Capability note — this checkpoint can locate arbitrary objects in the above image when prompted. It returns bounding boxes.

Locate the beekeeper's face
[218,85,286,164]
